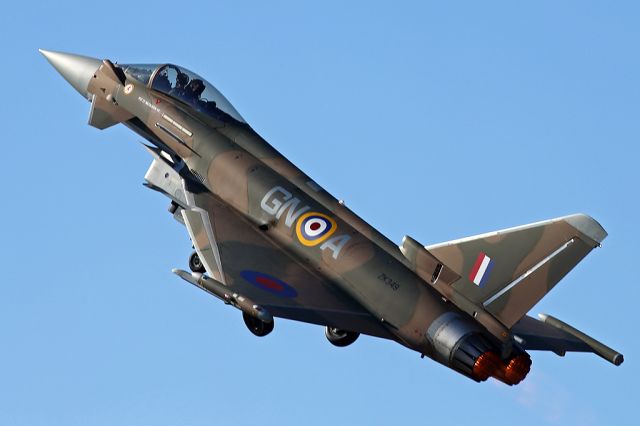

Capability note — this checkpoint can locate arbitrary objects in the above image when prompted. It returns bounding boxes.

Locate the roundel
[295,212,337,246]
[240,270,297,298]
[124,84,134,94]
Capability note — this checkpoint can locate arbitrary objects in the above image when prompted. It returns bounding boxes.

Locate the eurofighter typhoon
[41,50,623,385]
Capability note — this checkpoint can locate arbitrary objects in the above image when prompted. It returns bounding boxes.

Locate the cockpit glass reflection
[121,64,156,86]
[151,64,245,123]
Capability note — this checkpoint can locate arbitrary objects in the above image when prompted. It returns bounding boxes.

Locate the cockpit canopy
[121,63,245,123]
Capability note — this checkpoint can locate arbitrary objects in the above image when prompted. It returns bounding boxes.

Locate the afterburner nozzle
[499,354,532,385]
[471,350,532,385]
[472,351,502,382]
[39,49,102,100]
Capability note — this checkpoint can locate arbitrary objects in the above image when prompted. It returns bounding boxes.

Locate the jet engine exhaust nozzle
[426,312,532,385]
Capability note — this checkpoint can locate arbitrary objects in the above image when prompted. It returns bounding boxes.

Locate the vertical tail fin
[425,214,606,328]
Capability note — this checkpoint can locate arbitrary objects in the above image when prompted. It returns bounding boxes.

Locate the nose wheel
[188,251,206,273]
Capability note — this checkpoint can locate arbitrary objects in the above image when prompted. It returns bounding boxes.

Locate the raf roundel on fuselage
[121,63,246,124]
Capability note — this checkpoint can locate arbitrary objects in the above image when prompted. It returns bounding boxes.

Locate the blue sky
[1,1,638,425]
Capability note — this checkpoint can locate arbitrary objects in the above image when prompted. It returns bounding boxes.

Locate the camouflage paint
[42,50,623,385]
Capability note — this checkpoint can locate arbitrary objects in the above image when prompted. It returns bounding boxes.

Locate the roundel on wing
[295,212,337,246]
[240,270,298,298]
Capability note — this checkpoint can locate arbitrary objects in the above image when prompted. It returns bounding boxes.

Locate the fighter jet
[41,49,623,385]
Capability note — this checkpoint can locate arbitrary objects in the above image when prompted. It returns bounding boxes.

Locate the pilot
[183,78,206,106]
[170,72,189,98]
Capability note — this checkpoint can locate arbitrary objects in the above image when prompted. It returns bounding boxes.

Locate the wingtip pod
[172,268,274,324]
[538,313,623,366]
[613,353,624,366]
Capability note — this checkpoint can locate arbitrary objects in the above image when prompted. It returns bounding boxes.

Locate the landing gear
[325,327,359,347]
[188,251,206,273]
[243,312,274,337]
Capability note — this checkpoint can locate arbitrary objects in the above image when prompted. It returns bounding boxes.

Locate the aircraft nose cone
[39,49,102,99]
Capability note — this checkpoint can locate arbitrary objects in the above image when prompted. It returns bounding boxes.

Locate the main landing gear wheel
[243,312,274,337]
[188,251,206,273]
[325,327,360,347]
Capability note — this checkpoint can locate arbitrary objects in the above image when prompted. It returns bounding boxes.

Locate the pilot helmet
[176,72,189,86]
